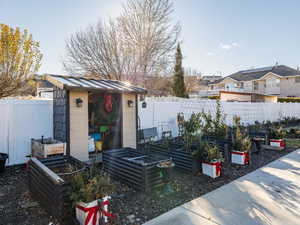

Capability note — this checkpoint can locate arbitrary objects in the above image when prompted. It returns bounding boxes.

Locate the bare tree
[64,0,180,81]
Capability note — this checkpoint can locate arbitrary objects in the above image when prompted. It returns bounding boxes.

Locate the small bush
[278,97,300,103]
[201,141,223,162]
[69,172,116,207]
[232,116,251,152]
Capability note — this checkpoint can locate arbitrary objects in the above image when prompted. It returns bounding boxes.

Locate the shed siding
[53,87,67,142]
[122,93,137,148]
[69,91,89,161]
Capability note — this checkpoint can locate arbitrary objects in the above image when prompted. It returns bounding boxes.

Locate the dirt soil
[0,146,297,225]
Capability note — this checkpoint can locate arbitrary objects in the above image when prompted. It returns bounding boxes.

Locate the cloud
[220,42,239,50]
[207,52,214,56]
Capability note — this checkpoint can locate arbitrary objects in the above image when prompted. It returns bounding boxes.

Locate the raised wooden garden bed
[103,148,173,192]
[31,138,66,158]
[28,156,86,223]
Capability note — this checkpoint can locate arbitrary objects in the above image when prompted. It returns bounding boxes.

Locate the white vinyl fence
[138,97,300,138]
[2,97,300,166]
[0,100,53,165]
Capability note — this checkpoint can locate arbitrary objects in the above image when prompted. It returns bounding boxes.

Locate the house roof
[45,74,147,94]
[210,65,300,84]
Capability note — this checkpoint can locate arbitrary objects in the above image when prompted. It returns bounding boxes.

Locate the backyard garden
[1,101,300,225]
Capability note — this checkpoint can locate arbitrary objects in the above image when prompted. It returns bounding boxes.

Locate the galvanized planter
[146,143,201,174]
[28,156,86,224]
[103,148,172,192]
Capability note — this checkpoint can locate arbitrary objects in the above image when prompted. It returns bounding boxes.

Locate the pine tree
[172,44,188,98]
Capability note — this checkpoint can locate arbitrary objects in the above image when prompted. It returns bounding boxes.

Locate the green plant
[181,112,202,151]
[269,126,287,139]
[232,116,251,152]
[278,97,300,103]
[201,100,227,140]
[172,44,188,98]
[192,141,207,160]
[212,100,227,139]
[208,96,220,100]
[201,110,214,136]
[69,172,116,208]
[205,142,223,162]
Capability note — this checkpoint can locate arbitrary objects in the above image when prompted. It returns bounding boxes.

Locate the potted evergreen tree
[231,116,251,165]
[70,173,116,225]
[269,126,287,149]
[201,142,223,178]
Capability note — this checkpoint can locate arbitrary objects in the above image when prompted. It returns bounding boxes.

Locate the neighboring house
[202,65,300,97]
[201,75,222,83]
[34,75,54,99]
[219,91,277,103]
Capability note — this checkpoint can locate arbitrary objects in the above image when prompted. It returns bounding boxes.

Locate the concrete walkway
[144,150,300,225]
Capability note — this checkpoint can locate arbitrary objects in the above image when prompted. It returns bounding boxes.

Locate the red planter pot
[202,161,222,178]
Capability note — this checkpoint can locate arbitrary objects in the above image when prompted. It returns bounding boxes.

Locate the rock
[127,214,135,223]
[21,201,39,209]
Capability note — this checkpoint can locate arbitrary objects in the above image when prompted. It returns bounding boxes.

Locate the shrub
[201,100,227,140]
[201,141,223,162]
[278,97,300,103]
[232,116,251,152]
[181,112,202,151]
[69,172,116,207]
[208,96,220,100]
[269,126,287,139]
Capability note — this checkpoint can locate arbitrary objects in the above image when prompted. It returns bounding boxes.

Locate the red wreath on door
[104,94,113,113]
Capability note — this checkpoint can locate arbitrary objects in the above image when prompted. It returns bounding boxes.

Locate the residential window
[235,82,244,88]
[276,79,280,87]
[295,77,300,83]
[253,81,258,90]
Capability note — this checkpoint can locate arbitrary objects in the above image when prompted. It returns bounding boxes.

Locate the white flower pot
[231,151,249,165]
[270,139,285,148]
[202,161,221,178]
[76,196,112,225]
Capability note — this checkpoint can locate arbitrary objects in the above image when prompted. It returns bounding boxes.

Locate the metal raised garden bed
[28,156,86,223]
[146,142,199,173]
[103,148,173,192]
[145,137,232,173]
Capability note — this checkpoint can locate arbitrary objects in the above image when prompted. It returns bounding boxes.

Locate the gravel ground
[0,166,56,225]
[109,146,297,225]
[0,146,297,225]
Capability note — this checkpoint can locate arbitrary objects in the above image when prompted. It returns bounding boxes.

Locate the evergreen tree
[172,44,188,98]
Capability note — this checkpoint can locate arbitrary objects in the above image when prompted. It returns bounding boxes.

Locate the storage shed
[45,74,146,161]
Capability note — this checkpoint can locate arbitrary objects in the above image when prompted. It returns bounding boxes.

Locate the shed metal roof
[45,74,147,94]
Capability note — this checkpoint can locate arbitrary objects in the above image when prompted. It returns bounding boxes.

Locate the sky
[1,0,300,77]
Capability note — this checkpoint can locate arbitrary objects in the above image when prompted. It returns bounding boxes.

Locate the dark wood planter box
[103,148,173,192]
[28,156,86,224]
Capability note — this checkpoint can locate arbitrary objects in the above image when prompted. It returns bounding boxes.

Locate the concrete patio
[144,149,300,225]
